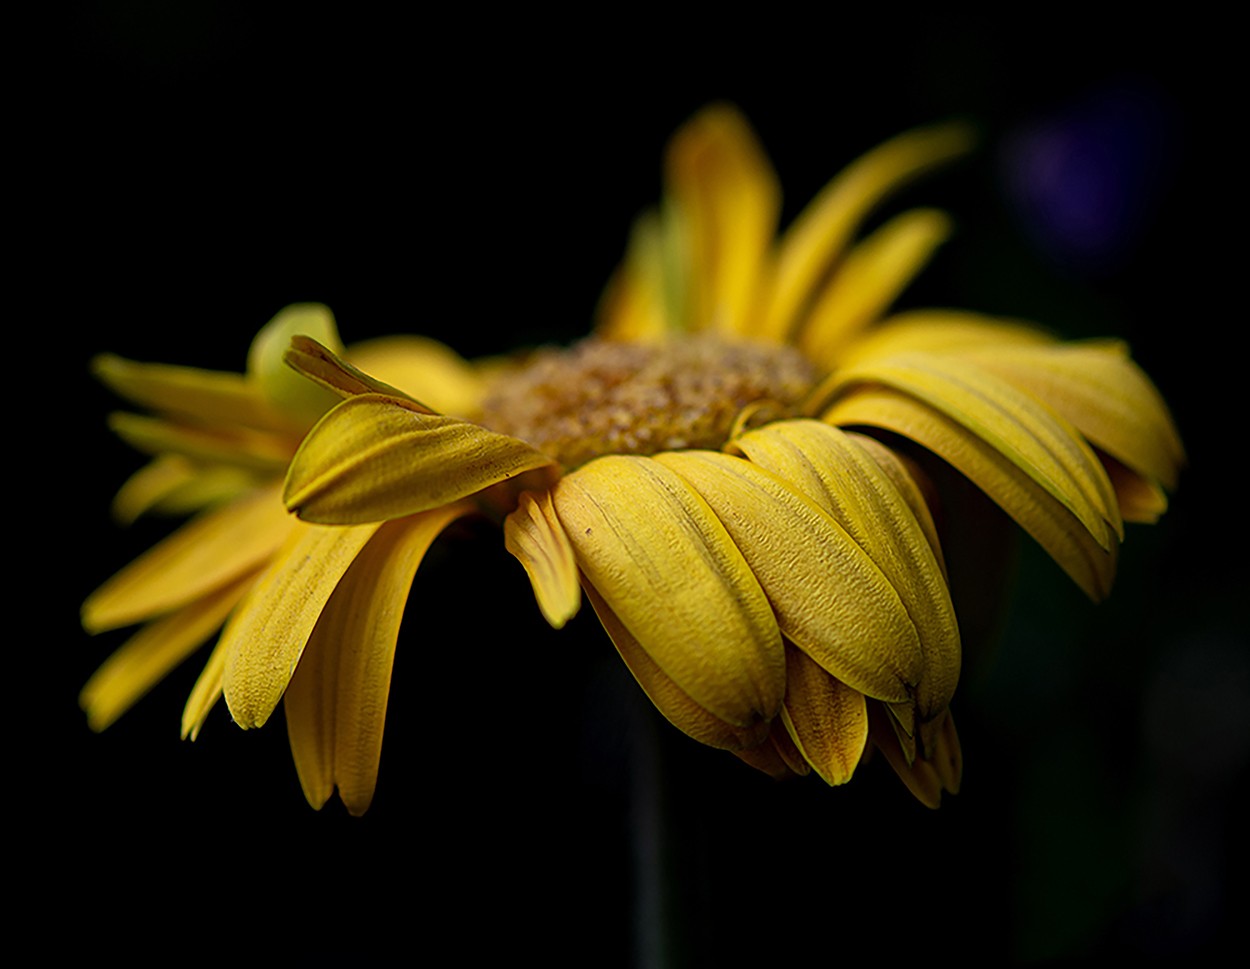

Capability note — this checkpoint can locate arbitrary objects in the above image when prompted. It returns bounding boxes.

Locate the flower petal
[1102,452,1170,524]
[246,303,345,427]
[347,335,487,418]
[80,571,254,731]
[828,385,1117,600]
[110,455,201,524]
[762,121,976,341]
[666,103,780,337]
[284,336,431,409]
[798,209,953,365]
[107,412,293,473]
[553,455,784,728]
[653,450,923,704]
[595,211,675,342]
[869,702,961,808]
[778,645,869,786]
[284,504,471,814]
[82,484,295,632]
[284,394,558,524]
[732,420,959,728]
[581,583,771,750]
[504,490,581,629]
[222,520,382,729]
[830,309,1052,371]
[182,634,229,741]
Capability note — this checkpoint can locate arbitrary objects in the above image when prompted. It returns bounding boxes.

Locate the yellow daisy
[80,304,484,748]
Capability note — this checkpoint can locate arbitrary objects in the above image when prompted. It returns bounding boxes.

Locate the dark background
[33,6,1241,965]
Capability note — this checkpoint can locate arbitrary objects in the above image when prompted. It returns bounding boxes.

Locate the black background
[31,6,1242,965]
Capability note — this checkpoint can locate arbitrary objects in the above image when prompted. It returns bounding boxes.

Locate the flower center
[478,336,819,469]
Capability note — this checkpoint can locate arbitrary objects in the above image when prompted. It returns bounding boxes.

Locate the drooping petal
[246,303,345,428]
[283,336,431,409]
[222,520,382,729]
[761,121,976,342]
[665,103,781,337]
[347,335,488,418]
[284,504,471,815]
[91,354,293,433]
[1102,452,1170,523]
[798,209,953,365]
[106,412,293,473]
[581,583,772,751]
[82,484,295,632]
[504,490,581,629]
[731,420,959,727]
[869,702,961,808]
[964,339,1185,490]
[828,386,1117,600]
[832,353,1123,547]
[778,645,869,786]
[653,450,923,704]
[80,571,255,731]
[552,455,784,728]
[284,394,558,524]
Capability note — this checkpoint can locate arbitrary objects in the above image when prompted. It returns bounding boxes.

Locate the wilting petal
[779,645,869,786]
[799,209,953,365]
[80,571,255,731]
[246,303,345,428]
[82,484,295,632]
[92,354,292,433]
[347,335,487,418]
[762,121,976,341]
[582,583,771,751]
[832,353,1122,547]
[553,455,784,728]
[284,336,431,409]
[595,211,675,342]
[964,339,1184,490]
[869,702,961,808]
[653,450,923,704]
[284,504,470,814]
[222,520,382,729]
[504,490,581,629]
[285,394,557,524]
[828,386,1117,600]
[666,103,780,337]
[107,412,293,473]
[732,420,959,726]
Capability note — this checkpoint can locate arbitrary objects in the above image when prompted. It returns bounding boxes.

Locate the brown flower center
[478,336,819,469]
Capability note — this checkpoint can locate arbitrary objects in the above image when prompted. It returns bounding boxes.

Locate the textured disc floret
[478,336,820,468]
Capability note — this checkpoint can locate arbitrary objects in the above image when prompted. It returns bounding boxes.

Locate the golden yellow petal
[91,354,293,433]
[80,571,255,731]
[106,412,293,473]
[110,455,200,525]
[147,466,265,518]
[553,455,784,728]
[798,209,953,365]
[653,450,923,704]
[830,309,1052,372]
[82,484,296,633]
[285,394,557,524]
[285,505,470,814]
[778,646,869,786]
[732,421,959,724]
[222,520,382,729]
[246,303,345,427]
[965,340,1185,490]
[833,353,1122,547]
[582,583,771,751]
[284,336,431,409]
[504,490,581,629]
[828,386,1117,600]
[182,632,229,741]
[1102,452,1170,524]
[347,335,487,418]
[762,121,976,342]
[594,211,674,342]
[666,103,780,337]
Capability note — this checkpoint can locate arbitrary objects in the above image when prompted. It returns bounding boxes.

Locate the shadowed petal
[284,336,431,408]
[285,394,557,524]
[504,490,581,629]
[553,455,784,728]
[246,303,344,428]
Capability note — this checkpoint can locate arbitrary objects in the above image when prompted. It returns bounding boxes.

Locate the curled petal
[504,490,581,629]
[653,450,923,704]
[553,455,784,728]
[347,335,487,418]
[285,394,558,524]
[284,336,431,409]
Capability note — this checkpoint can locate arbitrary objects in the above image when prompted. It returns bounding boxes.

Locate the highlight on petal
[762,121,977,341]
[828,385,1117,600]
[82,484,295,633]
[246,303,345,428]
[285,394,558,524]
[504,490,581,629]
[222,520,382,729]
[284,504,471,814]
[653,450,924,704]
[798,209,953,365]
[553,455,785,729]
[666,103,781,337]
[778,645,869,786]
[347,335,488,418]
[80,572,254,731]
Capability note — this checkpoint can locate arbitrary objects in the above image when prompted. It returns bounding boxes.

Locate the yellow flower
[80,305,484,749]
